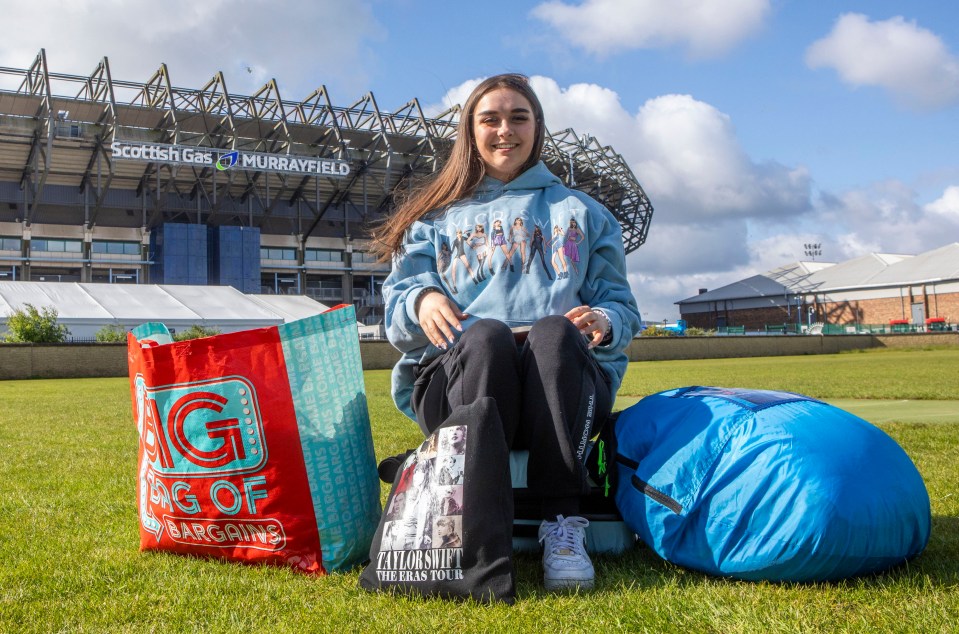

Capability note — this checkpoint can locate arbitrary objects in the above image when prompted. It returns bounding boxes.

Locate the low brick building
[677,243,959,331]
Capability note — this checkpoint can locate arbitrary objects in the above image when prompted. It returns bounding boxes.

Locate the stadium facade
[0,50,653,327]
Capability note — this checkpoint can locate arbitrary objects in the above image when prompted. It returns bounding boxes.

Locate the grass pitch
[1,348,957,632]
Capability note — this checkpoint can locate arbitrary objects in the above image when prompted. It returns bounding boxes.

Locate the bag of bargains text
[127,305,381,574]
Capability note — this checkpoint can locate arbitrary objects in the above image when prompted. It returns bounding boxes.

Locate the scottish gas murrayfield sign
[110,140,350,178]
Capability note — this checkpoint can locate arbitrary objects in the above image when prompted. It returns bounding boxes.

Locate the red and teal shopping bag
[127,305,381,574]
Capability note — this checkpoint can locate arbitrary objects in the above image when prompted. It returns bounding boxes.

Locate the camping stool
[509,448,636,554]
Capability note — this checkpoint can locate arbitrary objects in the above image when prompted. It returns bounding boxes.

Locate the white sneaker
[538,515,594,591]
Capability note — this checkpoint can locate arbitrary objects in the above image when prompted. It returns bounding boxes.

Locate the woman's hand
[565,305,610,349]
[416,290,468,350]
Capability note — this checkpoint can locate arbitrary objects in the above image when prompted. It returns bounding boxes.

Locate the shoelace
[540,515,590,554]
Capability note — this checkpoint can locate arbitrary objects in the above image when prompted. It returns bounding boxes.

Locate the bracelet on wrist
[413,286,443,317]
[593,307,613,345]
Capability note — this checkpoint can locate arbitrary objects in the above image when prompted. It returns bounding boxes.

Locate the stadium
[0,49,653,331]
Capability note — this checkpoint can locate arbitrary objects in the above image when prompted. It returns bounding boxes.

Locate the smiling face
[390,491,406,514]
[472,87,536,182]
[412,464,429,488]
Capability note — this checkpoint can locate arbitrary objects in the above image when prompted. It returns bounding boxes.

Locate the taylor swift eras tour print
[381,425,466,554]
[435,213,583,293]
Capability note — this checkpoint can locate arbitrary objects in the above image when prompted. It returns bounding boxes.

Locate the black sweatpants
[410,316,612,519]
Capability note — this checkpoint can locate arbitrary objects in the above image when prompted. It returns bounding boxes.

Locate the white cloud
[629,94,811,223]
[531,0,770,58]
[627,269,694,323]
[423,79,482,118]
[628,220,750,277]
[805,13,959,110]
[816,181,927,255]
[811,181,959,262]
[530,79,635,139]
[925,186,959,220]
[0,0,384,98]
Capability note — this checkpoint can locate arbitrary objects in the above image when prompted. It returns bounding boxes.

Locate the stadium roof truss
[0,49,652,253]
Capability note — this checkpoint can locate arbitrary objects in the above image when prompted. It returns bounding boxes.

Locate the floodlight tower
[803,243,822,260]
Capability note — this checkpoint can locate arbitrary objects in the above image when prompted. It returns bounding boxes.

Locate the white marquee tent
[0,281,332,339]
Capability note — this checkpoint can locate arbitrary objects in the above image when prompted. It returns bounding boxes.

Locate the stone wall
[873,332,959,348]
[1,332,956,380]
[624,333,877,361]
[0,343,129,380]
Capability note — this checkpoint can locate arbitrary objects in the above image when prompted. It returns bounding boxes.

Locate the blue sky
[2,0,957,321]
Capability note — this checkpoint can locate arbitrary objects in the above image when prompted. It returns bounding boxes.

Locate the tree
[2,304,70,343]
[639,325,677,337]
[173,325,221,342]
[95,324,129,343]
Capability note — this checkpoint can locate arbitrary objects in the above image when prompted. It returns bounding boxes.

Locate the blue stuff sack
[614,386,931,582]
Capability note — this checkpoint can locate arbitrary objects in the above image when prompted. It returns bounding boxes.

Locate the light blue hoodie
[384,161,642,420]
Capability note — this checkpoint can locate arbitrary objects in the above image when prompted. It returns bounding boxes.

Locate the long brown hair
[371,73,546,260]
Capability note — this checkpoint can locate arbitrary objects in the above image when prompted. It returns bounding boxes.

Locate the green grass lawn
[1,349,958,632]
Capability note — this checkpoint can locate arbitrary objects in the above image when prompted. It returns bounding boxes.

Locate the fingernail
[438,342,447,350]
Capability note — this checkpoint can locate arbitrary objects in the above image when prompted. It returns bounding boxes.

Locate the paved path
[826,399,958,424]
[614,396,959,425]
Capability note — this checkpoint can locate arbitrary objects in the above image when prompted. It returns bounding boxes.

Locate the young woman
[449,228,477,290]
[467,223,490,281]
[525,223,552,278]
[436,517,463,548]
[489,218,511,272]
[563,218,584,276]
[373,73,641,591]
[506,216,530,271]
[550,223,569,279]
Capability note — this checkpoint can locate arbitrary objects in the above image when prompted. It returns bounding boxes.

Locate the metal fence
[720,322,959,336]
